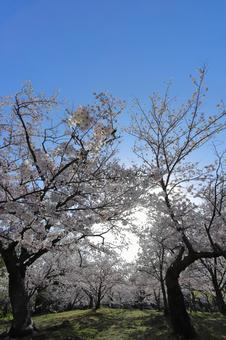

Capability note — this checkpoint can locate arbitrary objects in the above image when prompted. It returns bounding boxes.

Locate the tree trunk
[160,274,168,315]
[153,289,161,311]
[95,299,101,310]
[166,265,196,340]
[8,268,33,337]
[165,246,198,340]
[88,295,94,309]
[1,248,34,338]
[94,289,101,310]
[166,267,196,339]
[212,279,226,314]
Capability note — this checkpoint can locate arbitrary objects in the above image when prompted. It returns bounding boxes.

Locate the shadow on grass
[1,310,226,339]
[33,319,82,340]
[73,310,174,340]
[191,312,226,340]
[128,314,174,340]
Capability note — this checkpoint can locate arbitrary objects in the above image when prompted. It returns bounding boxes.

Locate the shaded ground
[0,308,226,339]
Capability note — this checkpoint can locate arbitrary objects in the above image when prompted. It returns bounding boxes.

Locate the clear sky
[0,0,225,161]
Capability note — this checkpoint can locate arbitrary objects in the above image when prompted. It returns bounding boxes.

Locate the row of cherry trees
[1,242,225,316]
[0,69,225,339]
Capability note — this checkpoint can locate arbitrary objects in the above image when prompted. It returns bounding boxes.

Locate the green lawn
[0,308,226,339]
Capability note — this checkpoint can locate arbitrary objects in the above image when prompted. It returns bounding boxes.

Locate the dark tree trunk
[1,248,34,338]
[166,266,196,339]
[94,288,102,310]
[153,289,161,311]
[212,278,226,315]
[88,295,94,309]
[164,246,200,339]
[204,293,212,312]
[95,299,101,310]
[8,268,33,337]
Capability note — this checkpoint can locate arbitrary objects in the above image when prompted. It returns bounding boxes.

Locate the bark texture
[1,247,33,338]
[212,278,226,314]
[166,266,196,339]
[160,273,168,315]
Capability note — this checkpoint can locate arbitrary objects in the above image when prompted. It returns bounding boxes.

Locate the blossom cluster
[68,106,92,130]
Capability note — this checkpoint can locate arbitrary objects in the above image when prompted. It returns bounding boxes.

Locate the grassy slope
[1,308,226,339]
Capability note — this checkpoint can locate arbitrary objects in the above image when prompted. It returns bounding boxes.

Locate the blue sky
[0,0,225,161]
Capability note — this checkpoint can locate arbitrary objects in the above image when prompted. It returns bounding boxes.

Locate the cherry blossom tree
[77,249,123,310]
[199,257,226,314]
[0,84,138,337]
[127,267,155,309]
[26,247,87,312]
[129,68,226,339]
[26,251,68,311]
[137,220,177,314]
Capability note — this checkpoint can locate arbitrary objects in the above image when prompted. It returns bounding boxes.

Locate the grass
[0,308,226,339]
